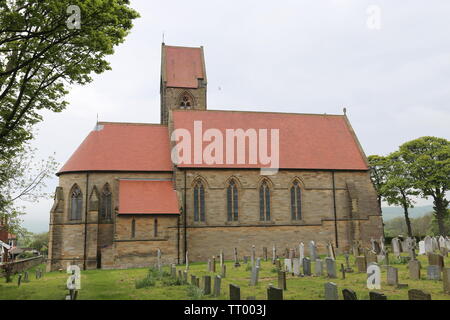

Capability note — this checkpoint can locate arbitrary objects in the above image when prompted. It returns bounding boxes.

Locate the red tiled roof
[163,45,205,88]
[172,110,368,170]
[58,123,173,175]
[118,180,180,214]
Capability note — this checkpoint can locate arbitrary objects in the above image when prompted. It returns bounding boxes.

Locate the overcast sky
[20,0,450,232]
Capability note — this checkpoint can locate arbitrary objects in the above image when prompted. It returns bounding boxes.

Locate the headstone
[292,258,301,276]
[251,245,256,268]
[277,271,287,290]
[315,259,323,276]
[212,257,216,272]
[392,238,401,257]
[327,242,336,260]
[229,284,240,300]
[369,291,387,300]
[309,241,317,260]
[302,257,311,276]
[340,264,346,279]
[387,266,398,286]
[250,266,259,286]
[185,250,189,271]
[275,259,281,270]
[183,271,188,283]
[284,258,292,273]
[367,264,381,290]
[408,260,421,280]
[220,250,224,267]
[202,275,211,295]
[408,289,431,300]
[207,259,212,272]
[299,242,305,262]
[432,237,439,252]
[234,247,240,267]
[325,257,337,278]
[344,254,353,272]
[221,264,226,278]
[342,288,358,300]
[418,241,426,255]
[213,275,221,297]
[324,282,338,300]
[424,236,433,254]
[267,286,283,300]
[191,275,197,286]
[427,265,441,280]
[272,244,276,264]
[427,253,444,269]
[443,268,450,294]
[355,256,367,273]
[263,247,268,261]
[256,257,261,269]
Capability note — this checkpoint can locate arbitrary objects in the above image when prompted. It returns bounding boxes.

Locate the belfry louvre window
[259,181,270,221]
[70,185,83,220]
[290,181,302,220]
[227,179,238,221]
[179,93,193,109]
[100,184,112,219]
[193,181,205,222]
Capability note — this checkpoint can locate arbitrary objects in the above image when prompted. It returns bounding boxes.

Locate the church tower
[160,44,207,125]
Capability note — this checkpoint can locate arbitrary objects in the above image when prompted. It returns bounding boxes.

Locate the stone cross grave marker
[267,285,283,300]
[324,282,338,300]
[344,254,353,272]
[229,284,240,300]
[367,264,381,290]
[408,289,431,300]
[213,275,221,297]
[315,259,323,276]
[302,257,311,276]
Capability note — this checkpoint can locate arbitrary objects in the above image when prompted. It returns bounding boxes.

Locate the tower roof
[161,44,206,88]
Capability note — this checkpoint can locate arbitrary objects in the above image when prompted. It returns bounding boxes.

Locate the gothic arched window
[100,183,112,220]
[227,179,238,221]
[70,185,83,220]
[154,218,158,237]
[193,180,205,222]
[290,181,302,220]
[259,180,271,221]
[131,218,136,238]
[179,92,193,109]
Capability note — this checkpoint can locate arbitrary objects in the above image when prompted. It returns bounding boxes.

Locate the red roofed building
[47,44,383,271]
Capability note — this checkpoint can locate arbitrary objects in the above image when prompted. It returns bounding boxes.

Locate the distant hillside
[382,205,434,221]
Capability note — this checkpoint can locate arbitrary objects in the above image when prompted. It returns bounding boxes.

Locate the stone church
[47,44,383,271]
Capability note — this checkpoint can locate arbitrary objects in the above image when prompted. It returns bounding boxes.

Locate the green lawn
[0,254,449,300]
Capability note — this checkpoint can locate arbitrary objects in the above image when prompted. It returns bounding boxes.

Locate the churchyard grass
[0,254,449,300]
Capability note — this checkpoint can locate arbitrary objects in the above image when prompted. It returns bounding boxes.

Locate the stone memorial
[229,284,240,300]
[284,258,292,273]
[292,258,301,276]
[324,282,338,300]
[325,257,337,278]
[408,289,431,300]
[221,264,226,278]
[418,241,426,255]
[213,275,221,297]
[408,260,421,280]
[278,271,287,290]
[272,244,276,264]
[299,242,305,262]
[427,253,444,268]
[267,286,283,300]
[251,245,256,268]
[220,250,224,267]
[202,275,211,295]
[185,250,189,271]
[250,266,259,286]
[424,236,433,254]
[355,256,367,273]
[302,257,311,276]
[427,265,441,280]
[369,291,387,300]
[367,264,381,290]
[309,241,317,260]
[315,259,323,276]
[342,288,358,300]
[234,247,240,267]
[387,266,398,286]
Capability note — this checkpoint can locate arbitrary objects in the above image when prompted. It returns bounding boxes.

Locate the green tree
[368,155,390,215]
[398,137,450,236]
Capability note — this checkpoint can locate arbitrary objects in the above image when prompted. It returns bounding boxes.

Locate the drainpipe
[332,171,339,248]
[83,172,90,270]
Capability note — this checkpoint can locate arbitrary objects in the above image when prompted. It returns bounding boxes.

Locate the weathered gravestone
[267,286,283,300]
[424,236,433,254]
[207,259,212,272]
[315,259,323,276]
[325,257,337,278]
[342,288,358,300]
[443,268,450,294]
[427,253,444,269]
[408,289,431,300]
[299,242,305,262]
[251,245,256,267]
[250,266,259,286]
[272,244,276,264]
[183,271,188,283]
[220,250,224,267]
[284,258,292,273]
[213,275,221,297]
[191,275,197,286]
[234,247,240,267]
[275,259,281,271]
[212,257,216,272]
[203,275,211,295]
[367,264,381,290]
[327,242,336,260]
[344,254,353,272]
[302,257,311,276]
[229,284,240,300]
[263,247,268,261]
[309,241,317,260]
[418,241,426,255]
[427,265,441,280]
[369,291,387,300]
[391,237,401,257]
[324,282,338,300]
[387,266,398,286]
[185,250,189,271]
[408,260,421,280]
[221,264,226,278]
[292,258,300,276]
[355,256,367,273]
[278,271,287,290]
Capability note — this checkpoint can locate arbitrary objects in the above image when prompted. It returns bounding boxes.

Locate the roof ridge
[172,109,345,117]
[98,122,167,127]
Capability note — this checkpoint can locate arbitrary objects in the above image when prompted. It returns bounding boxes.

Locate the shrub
[135,276,156,289]
[186,285,204,300]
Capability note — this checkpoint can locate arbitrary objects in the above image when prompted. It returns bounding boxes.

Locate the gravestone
[292,258,300,276]
[324,282,338,300]
[234,247,240,267]
[263,247,268,261]
[440,236,446,250]
[207,259,212,272]
[443,268,450,294]
[220,250,224,267]
[432,237,439,252]
[299,242,305,262]
[325,257,337,278]
[275,259,281,271]
[327,242,336,260]
[183,271,188,283]
[185,250,189,271]
[427,265,441,280]
[251,245,256,268]
[315,259,323,276]
[367,264,381,290]
[256,257,261,269]
[408,260,421,280]
[408,289,431,300]
[392,238,401,257]
[365,250,377,264]
[267,286,283,300]
[221,264,226,278]
[24,272,29,283]
[229,284,240,300]
[424,236,433,254]
[202,275,211,295]
[250,266,259,286]
[272,244,276,264]
[355,256,367,273]
[278,271,287,290]
[212,257,216,272]
[191,275,197,286]
[309,241,317,260]
[284,258,292,273]
[387,266,398,286]
[427,253,444,269]
[369,292,387,300]
[213,275,221,297]
[302,257,311,276]
[342,289,358,300]
[344,254,353,272]
[418,241,426,255]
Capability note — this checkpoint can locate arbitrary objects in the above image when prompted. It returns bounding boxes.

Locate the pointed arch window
[154,218,158,237]
[100,184,112,220]
[227,179,239,221]
[193,180,205,222]
[131,218,136,238]
[259,181,271,221]
[179,92,193,109]
[70,185,83,220]
[290,181,302,220]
